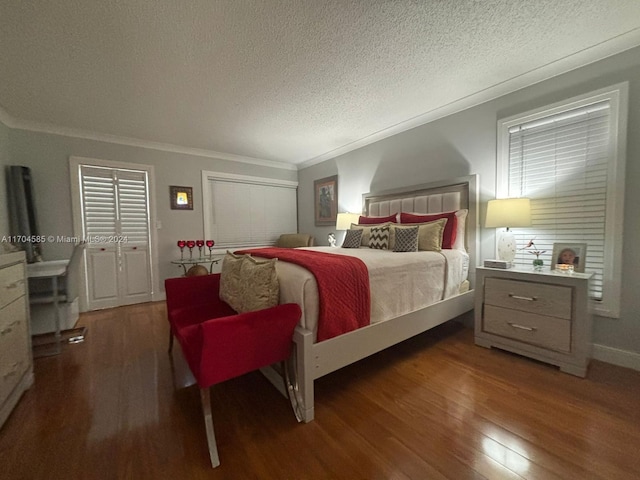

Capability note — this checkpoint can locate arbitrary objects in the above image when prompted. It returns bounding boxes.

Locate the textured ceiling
[1,1,640,168]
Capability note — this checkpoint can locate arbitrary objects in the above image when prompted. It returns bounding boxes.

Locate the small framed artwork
[551,242,587,273]
[314,175,338,226]
[170,185,193,210]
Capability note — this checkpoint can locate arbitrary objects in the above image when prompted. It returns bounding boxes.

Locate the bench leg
[282,358,303,423]
[200,388,221,468]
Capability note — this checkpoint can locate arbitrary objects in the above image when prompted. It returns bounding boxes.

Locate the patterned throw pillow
[368,225,390,250]
[341,229,363,248]
[393,226,419,252]
[239,256,279,312]
[219,251,245,312]
[351,222,393,246]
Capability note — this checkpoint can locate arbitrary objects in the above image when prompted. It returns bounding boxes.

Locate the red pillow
[358,213,398,224]
[400,211,457,249]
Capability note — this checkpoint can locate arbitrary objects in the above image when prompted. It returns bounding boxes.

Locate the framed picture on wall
[314,175,338,226]
[170,185,193,210]
[551,242,587,273]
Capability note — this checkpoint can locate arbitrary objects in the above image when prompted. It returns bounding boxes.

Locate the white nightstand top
[477,265,593,281]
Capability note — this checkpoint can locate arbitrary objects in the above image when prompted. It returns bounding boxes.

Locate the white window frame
[497,82,628,318]
[201,171,298,249]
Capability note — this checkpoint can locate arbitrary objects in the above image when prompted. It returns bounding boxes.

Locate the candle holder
[177,240,186,260]
[556,263,574,274]
[206,240,215,258]
[186,240,196,259]
[196,240,204,258]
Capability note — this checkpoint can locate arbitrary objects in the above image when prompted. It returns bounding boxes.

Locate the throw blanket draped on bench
[236,248,370,341]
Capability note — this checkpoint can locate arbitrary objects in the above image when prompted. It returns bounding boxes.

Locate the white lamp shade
[336,212,360,230]
[485,198,531,228]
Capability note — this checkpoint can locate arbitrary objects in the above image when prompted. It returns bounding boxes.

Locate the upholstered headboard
[362,175,478,283]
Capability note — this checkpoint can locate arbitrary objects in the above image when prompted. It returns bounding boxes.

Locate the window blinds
[205,176,297,248]
[80,166,150,245]
[81,167,117,239]
[507,100,610,299]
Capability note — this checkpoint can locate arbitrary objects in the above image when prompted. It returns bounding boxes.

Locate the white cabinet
[474,267,593,377]
[0,251,33,428]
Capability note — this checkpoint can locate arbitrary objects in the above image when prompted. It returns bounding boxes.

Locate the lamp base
[497,230,516,262]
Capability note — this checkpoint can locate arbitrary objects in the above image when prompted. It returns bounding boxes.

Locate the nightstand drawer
[484,277,572,320]
[483,305,571,353]
[0,263,26,309]
[0,298,30,401]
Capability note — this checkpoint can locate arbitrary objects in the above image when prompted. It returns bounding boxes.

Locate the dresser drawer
[0,263,26,309]
[484,277,572,320]
[483,305,571,353]
[0,298,30,401]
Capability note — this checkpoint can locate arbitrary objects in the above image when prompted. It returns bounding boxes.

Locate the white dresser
[474,267,593,377]
[0,251,33,428]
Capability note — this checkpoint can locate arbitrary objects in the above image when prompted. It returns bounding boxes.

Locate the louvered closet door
[117,171,151,305]
[80,166,152,310]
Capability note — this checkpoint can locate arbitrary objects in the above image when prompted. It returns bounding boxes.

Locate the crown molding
[0,111,297,171]
[297,28,640,170]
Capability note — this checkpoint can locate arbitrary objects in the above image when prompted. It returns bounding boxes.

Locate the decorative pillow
[219,251,245,312]
[341,229,363,248]
[358,213,398,224]
[393,226,419,252]
[351,222,393,246]
[238,256,279,312]
[390,219,447,251]
[368,225,390,250]
[415,218,447,251]
[400,211,457,249]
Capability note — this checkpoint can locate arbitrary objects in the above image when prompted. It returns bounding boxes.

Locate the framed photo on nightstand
[551,242,587,273]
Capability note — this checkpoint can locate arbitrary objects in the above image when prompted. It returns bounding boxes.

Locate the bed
[256,175,478,423]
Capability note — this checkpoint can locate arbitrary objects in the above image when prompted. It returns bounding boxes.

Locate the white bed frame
[264,175,478,423]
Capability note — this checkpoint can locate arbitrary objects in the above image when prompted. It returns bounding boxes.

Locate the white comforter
[275,246,469,341]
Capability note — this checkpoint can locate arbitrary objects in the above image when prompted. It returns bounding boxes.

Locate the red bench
[165,273,302,467]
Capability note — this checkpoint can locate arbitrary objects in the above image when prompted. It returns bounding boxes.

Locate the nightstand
[474,266,593,377]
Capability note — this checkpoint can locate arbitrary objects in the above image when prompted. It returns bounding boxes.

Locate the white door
[80,165,152,310]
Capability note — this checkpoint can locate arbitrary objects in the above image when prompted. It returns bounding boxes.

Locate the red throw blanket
[236,248,370,341]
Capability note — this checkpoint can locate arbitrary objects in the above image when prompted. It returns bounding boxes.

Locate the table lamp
[485,198,531,262]
[332,212,360,247]
[336,212,360,231]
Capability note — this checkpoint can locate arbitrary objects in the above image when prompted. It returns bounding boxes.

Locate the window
[202,171,298,248]
[497,83,628,318]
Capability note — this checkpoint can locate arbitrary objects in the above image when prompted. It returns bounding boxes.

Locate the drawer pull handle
[508,322,537,332]
[508,293,537,302]
[0,321,21,336]
[5,280,23,289]
[2,362,22,379]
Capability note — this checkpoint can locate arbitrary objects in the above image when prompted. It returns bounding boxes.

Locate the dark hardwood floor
[1,301,639,479]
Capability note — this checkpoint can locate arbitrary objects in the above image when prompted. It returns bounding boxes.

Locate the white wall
[299,46,640,357]
[6,130,296,290]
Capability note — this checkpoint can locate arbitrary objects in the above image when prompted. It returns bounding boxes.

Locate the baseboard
[153,291,166,302]
[592,344,640,371]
